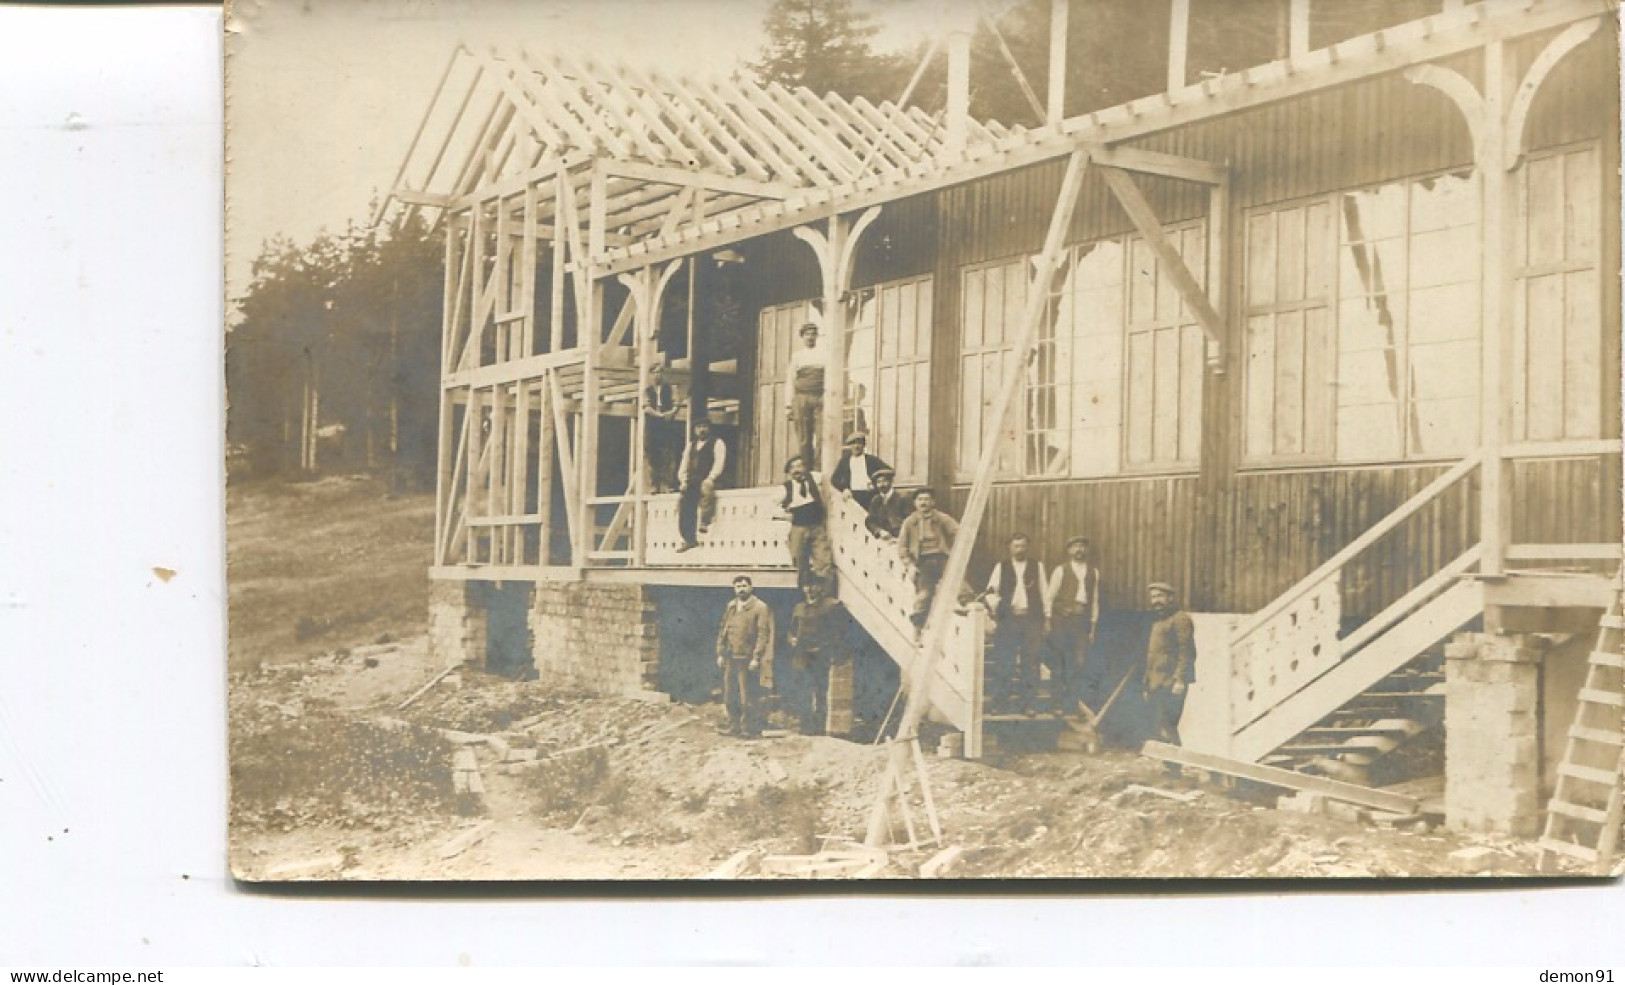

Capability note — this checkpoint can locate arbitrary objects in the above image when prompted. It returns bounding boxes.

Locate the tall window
[1514,144,1603,442]
[847,275,933,484]
[1124,224,1207,469]
[955,223,1205,480]
[1243,168,1481,463]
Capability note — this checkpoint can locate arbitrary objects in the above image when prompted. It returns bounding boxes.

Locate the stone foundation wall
[529,582,660,696]
[1444,633,1542,837]
[428,580,486,667]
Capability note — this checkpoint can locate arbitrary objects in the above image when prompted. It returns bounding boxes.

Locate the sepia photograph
[224,0,1624,882]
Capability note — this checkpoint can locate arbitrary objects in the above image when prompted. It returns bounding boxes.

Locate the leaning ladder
[1537,579,1625,875]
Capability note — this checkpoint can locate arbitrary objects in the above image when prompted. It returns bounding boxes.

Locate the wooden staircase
[827,492,988,756]
[1537,583,1625,875]
[1209,455,1486,769]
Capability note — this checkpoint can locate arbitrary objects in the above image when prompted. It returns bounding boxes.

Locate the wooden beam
[1099,164,1225,369]
[1168,0,1191,92]
[595,0,1610,276]
[1142,741,1420,814]
[1506,17,1603,168]
[1047,0,1068,124]
[1089,145,1227,185]
[1289,0,1310,59]
[647,67,773,182]
[867,150,1090,846]
[602,159,793,200]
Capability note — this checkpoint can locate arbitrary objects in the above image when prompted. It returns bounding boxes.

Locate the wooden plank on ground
[1141,740,1419,814]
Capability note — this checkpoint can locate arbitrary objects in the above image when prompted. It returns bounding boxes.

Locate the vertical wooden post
[633,267,654,568]
[945,30,971,157]
[1479,41,1512,583]
[1289,0,1310,59]
[537,373,555,565]
[1047,0,1068,125]
[821,218,848,470]
[1168,0,1190,92]
[550,174,567,353]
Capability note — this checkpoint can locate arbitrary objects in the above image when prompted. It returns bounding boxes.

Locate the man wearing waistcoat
[642,365,682,493]
[829,431,890,510]
[985,533,1050,714]
[676,418,725,552]
[779,454,834,592]
[715,575,774,737]
[1045,535,1101,716]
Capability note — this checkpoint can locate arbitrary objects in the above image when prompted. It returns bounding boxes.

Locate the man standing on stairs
[1046,535,1101,715]
[642,364,682,493]
[830,431,890,510]
[676,417,726,552]
[715,575,774,738]
[1143,581,1197,749]
[785,321,826,469]
[779,454,834,591]
[985,533,1050,714]
[898,487,959,637]
[864,467,909,540]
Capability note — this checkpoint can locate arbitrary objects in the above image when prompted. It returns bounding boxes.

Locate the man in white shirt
[985,532,1050,714]
[1045,535,1101,716]
[676,418,726,551]
[785,321,826,469]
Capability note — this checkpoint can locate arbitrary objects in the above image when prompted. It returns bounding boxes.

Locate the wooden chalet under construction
[382,0,1624,862]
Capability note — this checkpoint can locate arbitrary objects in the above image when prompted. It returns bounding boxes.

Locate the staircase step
[1597,614,1625,631]
[1303,720,1422,738]
[1587,650,1625,670]
[1578,687,1625,708]
[1547,799,1613,825]
[1537,837,1599,862]
[1569,725,1625,747]
[1558,762,1621,786]
[1279,738,1398,757]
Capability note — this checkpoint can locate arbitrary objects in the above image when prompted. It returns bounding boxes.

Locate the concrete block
[1448,846,1496,874]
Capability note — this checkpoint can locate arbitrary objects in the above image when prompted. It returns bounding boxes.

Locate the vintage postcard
[225,0,1623,881]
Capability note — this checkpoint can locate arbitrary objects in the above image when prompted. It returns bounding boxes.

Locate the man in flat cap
[785,321,826,469]
[864,467,909,540]
[1045,535,1101,715]
[1143,580,1196,747]
[829,431,890,511]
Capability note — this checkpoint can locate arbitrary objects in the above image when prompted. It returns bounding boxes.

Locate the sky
[224,0,975,303]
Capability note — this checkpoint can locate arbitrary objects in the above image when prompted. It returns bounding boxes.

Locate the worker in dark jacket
[676,418,725,551]
[864,468,909,540]
[642,365,682,493]
[789,580,845,735]
[829,431,890,510]
[715,575,775,737]
[779,454,834,591]
[1143,580,1196,747]
[897,487,958,635]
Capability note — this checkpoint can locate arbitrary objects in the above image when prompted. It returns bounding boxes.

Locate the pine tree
[751,0,909,103]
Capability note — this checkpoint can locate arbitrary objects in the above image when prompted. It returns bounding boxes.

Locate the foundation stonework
[529,581,661,697]
[428,580,486,667]
[1444,633,1542,837]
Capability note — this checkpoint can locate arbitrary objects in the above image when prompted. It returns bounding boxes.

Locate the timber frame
[389,2,1621,782]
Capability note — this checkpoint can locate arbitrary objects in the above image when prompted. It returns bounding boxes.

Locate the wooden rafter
[646,67,771,181]
[603,159,792,200]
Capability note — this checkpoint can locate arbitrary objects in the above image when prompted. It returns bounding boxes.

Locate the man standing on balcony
[830,431,890,510]
[1143,580,1196,750]
[898,487,958,638]
[779,454,834,592]
[642,364,682,493]
[785,321,826,469]
[676,417,725,552]
[715,575,774,738]
[986,533,1050,715]
[1045,535,1101,715]
[864,467,908,540]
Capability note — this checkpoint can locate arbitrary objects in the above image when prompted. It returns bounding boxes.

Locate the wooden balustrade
[643,486,793,568]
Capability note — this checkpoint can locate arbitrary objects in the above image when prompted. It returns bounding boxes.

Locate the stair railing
[1225,451,1482,750]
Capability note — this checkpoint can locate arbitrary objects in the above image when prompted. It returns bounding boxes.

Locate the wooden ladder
[1537,581,1625,875]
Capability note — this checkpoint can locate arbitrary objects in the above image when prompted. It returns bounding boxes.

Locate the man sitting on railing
[779,454,834,592]
[675,418,726,553]
[898,487,959,640]
[864,467,909,541]
[830,431,890,510]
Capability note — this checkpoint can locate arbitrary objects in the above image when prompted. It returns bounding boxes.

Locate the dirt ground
[227,476,1561,881]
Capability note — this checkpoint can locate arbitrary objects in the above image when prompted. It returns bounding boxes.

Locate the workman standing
[829,431,890,510]
[715,575,774,738]
[785,321,826,469]
[789,579,846,735]
[1143,580,1197,748]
